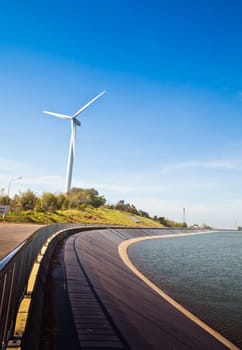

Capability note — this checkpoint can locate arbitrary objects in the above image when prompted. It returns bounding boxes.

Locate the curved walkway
[38,228,237,350]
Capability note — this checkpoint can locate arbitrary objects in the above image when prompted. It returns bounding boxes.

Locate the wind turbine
[43,91,105,193]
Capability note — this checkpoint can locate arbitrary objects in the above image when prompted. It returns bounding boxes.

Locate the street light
[7,177,22,197]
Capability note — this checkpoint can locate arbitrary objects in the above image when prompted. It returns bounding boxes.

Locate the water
[129,231,242,348]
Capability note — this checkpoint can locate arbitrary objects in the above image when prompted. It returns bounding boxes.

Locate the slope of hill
[1,208,163,227]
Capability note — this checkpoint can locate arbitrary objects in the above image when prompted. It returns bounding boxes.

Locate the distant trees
[114,200,138,214]
[153,215,187,228]
[0,187,188,228]
[0,187,106,212]
[108,200,150,218]
[138,210,150,218]
[0,190,37,212]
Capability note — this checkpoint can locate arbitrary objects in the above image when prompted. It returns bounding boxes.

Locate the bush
[17,190,37,210]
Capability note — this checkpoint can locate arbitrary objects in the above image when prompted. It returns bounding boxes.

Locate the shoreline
[59,228,235,349]
[118,230,239,350]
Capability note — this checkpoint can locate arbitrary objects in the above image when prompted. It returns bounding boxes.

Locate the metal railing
[0,223,161,349]
[0,223,83,350]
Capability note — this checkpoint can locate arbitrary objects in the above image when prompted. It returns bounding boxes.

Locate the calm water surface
[129,231,242,348]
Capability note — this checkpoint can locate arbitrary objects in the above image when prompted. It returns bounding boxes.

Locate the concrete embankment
[26,228,237,350]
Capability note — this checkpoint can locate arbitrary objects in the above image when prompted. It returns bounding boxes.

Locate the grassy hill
[1,208,163,227]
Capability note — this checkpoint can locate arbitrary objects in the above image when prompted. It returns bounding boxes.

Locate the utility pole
[183,207,186,223]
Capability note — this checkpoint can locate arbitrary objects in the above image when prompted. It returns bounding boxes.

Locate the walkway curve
[118,232,239,350]
[28,228,239,350]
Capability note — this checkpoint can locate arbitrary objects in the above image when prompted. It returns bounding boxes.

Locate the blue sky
[1,0,242,228]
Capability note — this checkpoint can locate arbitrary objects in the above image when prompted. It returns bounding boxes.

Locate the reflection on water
[129,231,242,348]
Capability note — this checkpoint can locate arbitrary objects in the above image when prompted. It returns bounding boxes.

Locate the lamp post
[7,177,22,198]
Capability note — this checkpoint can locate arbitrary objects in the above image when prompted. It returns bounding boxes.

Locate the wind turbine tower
[43,91,105,193]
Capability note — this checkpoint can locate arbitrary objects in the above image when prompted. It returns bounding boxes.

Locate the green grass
[0,208,163,227]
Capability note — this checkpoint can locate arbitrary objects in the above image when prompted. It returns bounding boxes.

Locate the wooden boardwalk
[64,234,129,349]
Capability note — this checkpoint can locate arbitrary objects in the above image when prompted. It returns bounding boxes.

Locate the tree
[86,189,106,208]
[17,190,37,210]
[115,200,126,211]
[115,200,147,216]
[66,187,106,208]
[56,193,66,209]
[0,196,9,205]
[138,210,149,218]
[154,216,167,225]
[40,192,58,211]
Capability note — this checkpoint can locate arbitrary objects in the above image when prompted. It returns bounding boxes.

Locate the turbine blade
[43,111,72,120]
[72,90,106,119]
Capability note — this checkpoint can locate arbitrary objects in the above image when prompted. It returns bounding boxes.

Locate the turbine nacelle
[74,118,81,127]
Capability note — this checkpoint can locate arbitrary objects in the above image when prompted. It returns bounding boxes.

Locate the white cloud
[23,175,64,186]
[17,175,65,194]
[130,197,242,229]
[80,182,162,194]
[0,159,27,179]
[80,180,218,196]
[0,156,65,194]
[160,161,242,174]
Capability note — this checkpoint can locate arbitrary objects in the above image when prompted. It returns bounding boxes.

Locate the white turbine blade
[72,90,106,119]
[43,110,72,120]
